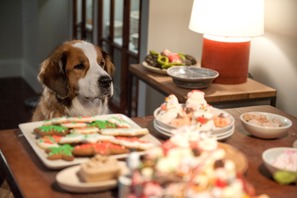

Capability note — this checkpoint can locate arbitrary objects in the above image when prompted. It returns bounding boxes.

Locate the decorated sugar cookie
[72,142,129,156]
[33,125,69,137]
[67,116,98,123]
[46,144,74,161]
[108,117,131,128]
[59,134,85,144]
[37,135,62,149]
[111,137,155,150]
[70,126,100,134]
[60,122,88,128]
[59,133,115,144]
[88,120,117,129]
[42,116,68,125]
[100,128,149,137]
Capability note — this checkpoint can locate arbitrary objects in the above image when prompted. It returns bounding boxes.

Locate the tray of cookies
[18,114,160,169]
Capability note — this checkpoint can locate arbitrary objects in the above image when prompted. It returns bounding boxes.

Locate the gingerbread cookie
[46,144,74,161]
[72,142,129,156]
[33,125,69,137]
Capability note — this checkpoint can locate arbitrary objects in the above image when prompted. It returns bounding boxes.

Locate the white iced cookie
[70,127,100,134]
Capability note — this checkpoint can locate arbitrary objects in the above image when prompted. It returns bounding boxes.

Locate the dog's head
[38,40,115,105]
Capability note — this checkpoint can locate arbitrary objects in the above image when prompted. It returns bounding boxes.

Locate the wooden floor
[0,77,39,130]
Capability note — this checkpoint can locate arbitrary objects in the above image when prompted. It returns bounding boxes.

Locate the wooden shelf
[128,64,277,116]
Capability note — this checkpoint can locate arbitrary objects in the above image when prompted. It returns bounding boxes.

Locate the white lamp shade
[189,0,264,37]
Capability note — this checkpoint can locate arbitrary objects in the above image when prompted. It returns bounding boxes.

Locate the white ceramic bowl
[240,112,292,139]
[166,66,219,89]
[262,147,297,175]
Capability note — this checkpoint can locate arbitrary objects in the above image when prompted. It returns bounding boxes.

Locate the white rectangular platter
[19,114,160,170]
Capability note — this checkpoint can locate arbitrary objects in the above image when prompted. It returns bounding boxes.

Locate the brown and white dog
[32,40,115,121]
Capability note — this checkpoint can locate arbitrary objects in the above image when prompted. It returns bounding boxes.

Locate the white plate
[154,119,235,141]
[154,107,235,133]
[154,118,234,136]
[142,61,168,75]
[153,120,172,138]
[215,125,235,140]
[19,114,160,169]
[56,161,129,193]
[153,120,173,134]
[212,125,235,137]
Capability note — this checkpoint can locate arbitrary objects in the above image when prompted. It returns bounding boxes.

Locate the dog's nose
[98,76,112,89]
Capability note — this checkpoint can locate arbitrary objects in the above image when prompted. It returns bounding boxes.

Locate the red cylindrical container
[201,36,251,84]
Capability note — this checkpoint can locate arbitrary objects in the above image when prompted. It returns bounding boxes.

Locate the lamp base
[201,36,251,84]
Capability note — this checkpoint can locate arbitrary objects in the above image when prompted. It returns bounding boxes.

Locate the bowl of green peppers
[143,49,197,74]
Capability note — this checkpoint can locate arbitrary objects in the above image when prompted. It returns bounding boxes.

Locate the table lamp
[189,0,264,84]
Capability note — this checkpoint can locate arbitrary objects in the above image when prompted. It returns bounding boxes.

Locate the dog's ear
[38,48,69,99]
[100,48,115,76]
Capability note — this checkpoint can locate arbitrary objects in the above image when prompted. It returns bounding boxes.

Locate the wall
[0,0,23,77]
[0,0,71,93]
[249,0,297,117]
[23,0,72,92]
[140,0,297,117]
[138,0,203,116]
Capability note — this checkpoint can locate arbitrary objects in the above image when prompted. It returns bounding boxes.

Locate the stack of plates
[130,11,139,35]
[153,108,235,141]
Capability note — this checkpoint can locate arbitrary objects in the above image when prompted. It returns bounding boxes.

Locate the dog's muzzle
[98,75,112,89]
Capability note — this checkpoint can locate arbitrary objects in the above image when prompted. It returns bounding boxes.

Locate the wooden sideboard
[127,64,277,116]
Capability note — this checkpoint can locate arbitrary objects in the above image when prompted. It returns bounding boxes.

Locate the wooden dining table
[0,105,296,198]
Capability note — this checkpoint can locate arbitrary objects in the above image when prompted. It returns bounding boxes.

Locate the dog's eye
[74,63,84,70]
[100,60,105,68]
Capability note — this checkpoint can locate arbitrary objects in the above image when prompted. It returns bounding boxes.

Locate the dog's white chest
[67,96,108,116]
